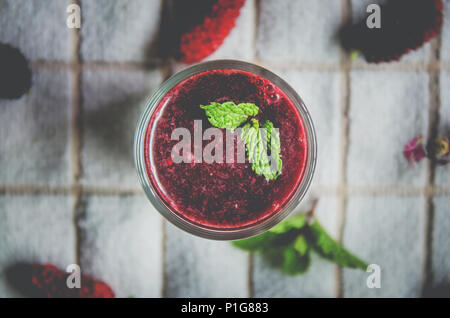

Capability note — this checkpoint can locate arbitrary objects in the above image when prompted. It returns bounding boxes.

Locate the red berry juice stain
[144,69,308,229]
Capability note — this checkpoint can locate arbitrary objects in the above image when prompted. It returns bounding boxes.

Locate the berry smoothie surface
[145,69,308,229]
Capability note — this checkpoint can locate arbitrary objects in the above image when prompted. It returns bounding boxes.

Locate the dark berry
[174,0,246,63]
[340,0,443,63]
[0,43,32,99]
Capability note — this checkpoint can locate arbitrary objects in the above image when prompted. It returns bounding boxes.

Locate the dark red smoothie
[144,69,308,229]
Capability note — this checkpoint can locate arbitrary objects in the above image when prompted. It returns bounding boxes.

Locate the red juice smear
[144,69,308,229]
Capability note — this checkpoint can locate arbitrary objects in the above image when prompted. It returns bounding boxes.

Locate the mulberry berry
[340,0,443,63]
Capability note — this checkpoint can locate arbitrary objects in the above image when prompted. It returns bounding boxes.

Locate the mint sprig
[232,203,368,275]
[200,101,282,181]
[200,101,259,130]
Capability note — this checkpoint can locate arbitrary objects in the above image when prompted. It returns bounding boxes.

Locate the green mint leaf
[199,101,282,180]
[306,220,368,270]
[293,235,308,256]
[282,246,311,275]
[233,223,303,253]
[262,120,282,179]
[269,214,306,234]
[241,119,283,180]
[232,231,277,252]
[232,203,369,275]
[255,243,310,275]
[261,247,285,267]
[200,101,259,130]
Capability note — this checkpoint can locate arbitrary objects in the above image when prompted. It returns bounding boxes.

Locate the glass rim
[134,59,317,240]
